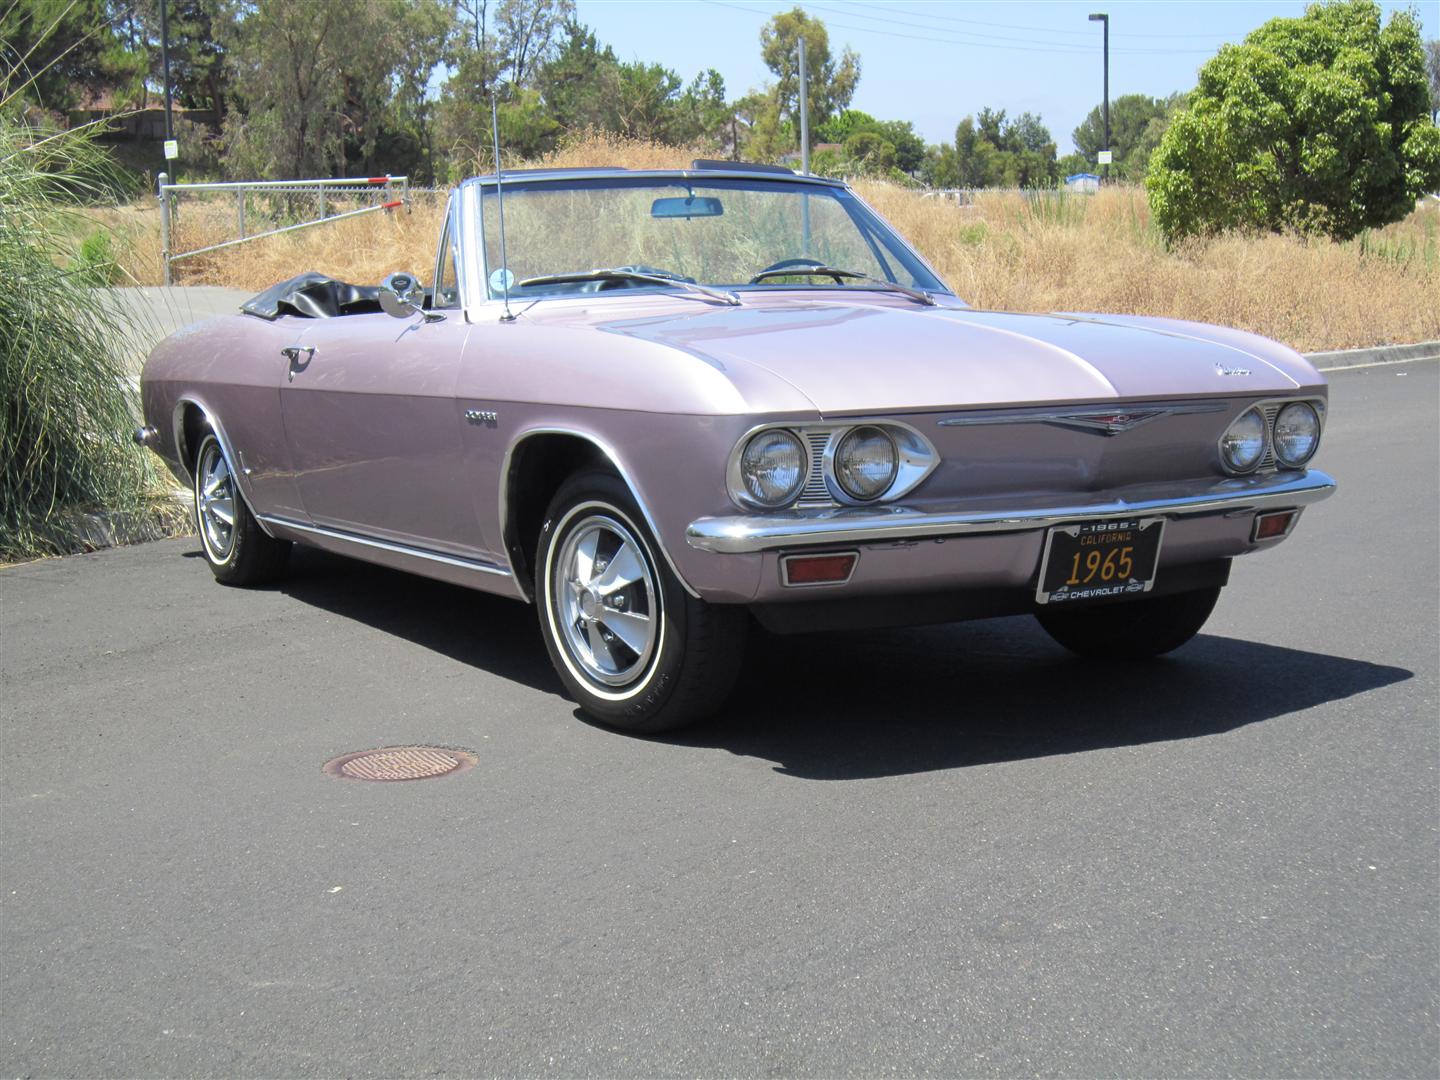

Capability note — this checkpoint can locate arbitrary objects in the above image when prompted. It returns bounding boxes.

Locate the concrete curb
[1304,341,1440,370]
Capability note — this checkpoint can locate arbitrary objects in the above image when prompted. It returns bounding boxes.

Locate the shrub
[1147,0,1440,242]
[0,116,187,561]
[73,228,121,285]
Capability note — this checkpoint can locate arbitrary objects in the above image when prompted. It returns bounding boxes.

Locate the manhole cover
[323,746,477,782]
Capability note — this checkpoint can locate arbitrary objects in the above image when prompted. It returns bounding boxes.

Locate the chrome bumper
[686,469,1336,555]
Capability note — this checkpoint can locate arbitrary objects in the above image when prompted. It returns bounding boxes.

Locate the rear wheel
[1035,586,1221,659]
[536,471,746,732]
[193,432,290,586]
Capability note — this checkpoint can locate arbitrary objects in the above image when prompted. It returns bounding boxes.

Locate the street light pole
[797,37,810,176]
[1088,11,1109,182]
[160,0,175,180]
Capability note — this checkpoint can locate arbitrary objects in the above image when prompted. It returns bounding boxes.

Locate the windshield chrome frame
[455,170,956,318]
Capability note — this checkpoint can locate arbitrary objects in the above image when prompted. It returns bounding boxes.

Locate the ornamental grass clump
[0,115,187,561]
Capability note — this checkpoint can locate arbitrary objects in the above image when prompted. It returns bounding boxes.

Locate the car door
[278,310,484,558]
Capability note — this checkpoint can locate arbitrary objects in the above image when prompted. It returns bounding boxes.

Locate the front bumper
[686,468,1336,554]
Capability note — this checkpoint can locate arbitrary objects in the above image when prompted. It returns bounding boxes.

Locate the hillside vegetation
[93,136,1439,354]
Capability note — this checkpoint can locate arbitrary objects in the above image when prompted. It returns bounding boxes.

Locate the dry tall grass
[95,134,1439,352]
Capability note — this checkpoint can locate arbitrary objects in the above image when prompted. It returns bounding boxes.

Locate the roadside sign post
[1089,12,1110,181]
[158,172,171,287]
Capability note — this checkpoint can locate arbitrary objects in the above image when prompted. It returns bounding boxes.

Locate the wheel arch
[500,428,700,602]
[172,397,276,539]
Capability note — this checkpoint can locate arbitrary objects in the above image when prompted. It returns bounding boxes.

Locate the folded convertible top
[241,272,383,320]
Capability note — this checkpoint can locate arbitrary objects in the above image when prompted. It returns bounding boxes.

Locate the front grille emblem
[1046,409,1169,436]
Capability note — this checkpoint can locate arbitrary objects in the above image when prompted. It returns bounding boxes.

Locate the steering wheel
[749,258,847,285]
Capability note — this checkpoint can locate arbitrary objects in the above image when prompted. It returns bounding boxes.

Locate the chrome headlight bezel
[725,420,939,510]
[831,425,899,502]
[729,428,808,509]
[1218,397,1326,476]
[1219,408,1268,475]
[1272,401,1321,468]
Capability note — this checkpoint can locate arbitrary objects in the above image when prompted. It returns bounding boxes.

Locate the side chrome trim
[257,516,513,578]
[938,401,1227,430]
[171,398,277,539]
[686,469,1337,554]
[498,427,702,600]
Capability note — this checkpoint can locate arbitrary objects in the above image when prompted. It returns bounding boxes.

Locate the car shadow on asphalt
[268,549,1412,781]
[674,620,1414,779]
[272,548,563,695]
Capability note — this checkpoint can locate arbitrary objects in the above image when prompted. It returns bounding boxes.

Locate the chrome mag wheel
[196,438,236,562]
[551,511,660,687]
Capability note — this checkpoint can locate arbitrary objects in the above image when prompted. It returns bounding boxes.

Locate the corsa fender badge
[1216,363,1252,376]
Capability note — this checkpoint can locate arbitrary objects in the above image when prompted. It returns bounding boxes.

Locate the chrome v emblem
[1046,409,1170,435]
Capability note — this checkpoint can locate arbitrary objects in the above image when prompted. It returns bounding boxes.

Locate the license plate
[1035,517,1165,605]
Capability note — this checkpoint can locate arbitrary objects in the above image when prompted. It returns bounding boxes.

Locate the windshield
[475,176,945,301]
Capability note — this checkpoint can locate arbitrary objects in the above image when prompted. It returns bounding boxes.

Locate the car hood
[578,298,1321,415]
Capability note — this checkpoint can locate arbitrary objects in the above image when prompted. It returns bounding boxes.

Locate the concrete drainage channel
[323,746,478,782]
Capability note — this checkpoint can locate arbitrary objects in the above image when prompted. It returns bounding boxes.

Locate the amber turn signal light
[1252,510,1297,541]
[781,552,859,587]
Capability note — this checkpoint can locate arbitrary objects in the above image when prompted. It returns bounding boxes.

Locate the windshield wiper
[517,268,741,307]
[749,263,936,306]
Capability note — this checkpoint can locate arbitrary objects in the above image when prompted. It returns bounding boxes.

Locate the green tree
[674,69,729,146]
[220,0,450,181]
[496,0,574,86]
[1071,93,1183,181]
[530,20,619,133]
[127,0,232,121]
[759,8,859,128]
[732,87,787,162]
[0,0,146,112]
[817,110,925,174]
[1147,0,1440,241]
[844,130,894,172]
[923,109,1058,189]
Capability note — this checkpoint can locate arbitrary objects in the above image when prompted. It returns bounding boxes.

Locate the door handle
[281,346,316,381]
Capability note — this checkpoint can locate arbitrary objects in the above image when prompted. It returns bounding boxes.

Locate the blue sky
[573,0,1432,154]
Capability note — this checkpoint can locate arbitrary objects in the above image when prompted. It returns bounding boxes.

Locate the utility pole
[797,36,810,176]
[1088,12,1110,182]
[160,0,175,181]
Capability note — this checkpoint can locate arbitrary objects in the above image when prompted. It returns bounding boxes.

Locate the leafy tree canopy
[814,109,925,174]
[1,0,146,113]
[1071,92,1187,181]
[759,7,859,128]
[220,0,449,180]
[1147,0,1440,241]
[923,108,1060,189]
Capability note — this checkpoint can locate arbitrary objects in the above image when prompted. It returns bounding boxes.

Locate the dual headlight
[734,425,904,508]
[1220,401,1322,473]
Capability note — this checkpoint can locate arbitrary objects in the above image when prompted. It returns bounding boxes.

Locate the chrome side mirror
[380,271,442,321]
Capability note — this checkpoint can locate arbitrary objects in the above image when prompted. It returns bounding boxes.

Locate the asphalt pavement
[2,362,1436,1078]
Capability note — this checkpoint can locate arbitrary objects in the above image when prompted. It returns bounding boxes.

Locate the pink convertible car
[136,163,1336,731]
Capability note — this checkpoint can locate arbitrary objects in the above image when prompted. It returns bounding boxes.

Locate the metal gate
[156,173,410,285]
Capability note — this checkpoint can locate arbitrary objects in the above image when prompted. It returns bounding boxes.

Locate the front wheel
[193,432,290,586]
[1035,586,1221,659]
[536,471,746,732]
